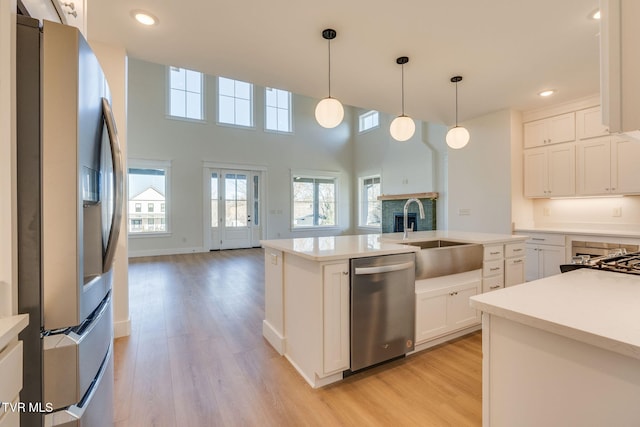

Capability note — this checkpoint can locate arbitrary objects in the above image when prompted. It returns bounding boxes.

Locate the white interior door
[209,168,262,250]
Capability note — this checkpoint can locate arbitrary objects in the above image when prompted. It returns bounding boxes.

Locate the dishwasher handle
[354,261,415,275]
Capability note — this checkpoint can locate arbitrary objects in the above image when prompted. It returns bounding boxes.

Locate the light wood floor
[114,249,482,427]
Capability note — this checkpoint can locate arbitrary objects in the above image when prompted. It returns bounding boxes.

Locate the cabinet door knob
[342,271,349,275]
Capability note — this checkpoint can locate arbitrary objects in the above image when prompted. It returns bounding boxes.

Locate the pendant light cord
[327,39,332,98]
[401,63,405,116]
[455,80,458,126]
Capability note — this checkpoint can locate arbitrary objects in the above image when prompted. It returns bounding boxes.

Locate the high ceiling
[87,0,602,126]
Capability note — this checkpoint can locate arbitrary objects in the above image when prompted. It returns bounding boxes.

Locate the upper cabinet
[20,0,86,37]
[576,106,610,140]
[600,0,640,138]
[524,143,575,198]
[524,112,575,148]
[576,135,640,196]
[58,0,86,37]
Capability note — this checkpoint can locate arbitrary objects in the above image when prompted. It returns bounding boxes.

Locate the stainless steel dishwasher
[350,252,416,372]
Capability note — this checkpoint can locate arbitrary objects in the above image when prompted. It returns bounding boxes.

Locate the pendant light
[315,29,344,128]
[445,75,470,149]
[390,56,415,142]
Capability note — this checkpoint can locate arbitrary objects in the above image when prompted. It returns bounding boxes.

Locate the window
[265,88,292,132]
[292,172,338,228]
[218,77,253,127]
[359,176,381,227]
[128,160,171,235]
[359,110,379,133]
[168,66,204,120]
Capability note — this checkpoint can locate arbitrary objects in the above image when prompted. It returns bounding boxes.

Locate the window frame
[166,66,205,122]
[264,87,293,134]
[358,174,382,230]
[128,159,172,237]
[358,110,380,133]
[217,76,255,128]
[290,169,340,231]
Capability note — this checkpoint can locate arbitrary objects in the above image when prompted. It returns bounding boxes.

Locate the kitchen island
[470,269,640,426]
[262,231,527,388]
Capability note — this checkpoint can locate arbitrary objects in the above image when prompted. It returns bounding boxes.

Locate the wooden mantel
[377,192,439,201]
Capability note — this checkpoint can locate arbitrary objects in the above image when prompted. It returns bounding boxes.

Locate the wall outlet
[543,207,550,216]
[612,207,622,217]
[458,208,471,216]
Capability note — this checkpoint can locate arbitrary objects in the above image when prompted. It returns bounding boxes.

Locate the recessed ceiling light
[131,10,158,26]
[590,9,601,20]
[539,90,555,97]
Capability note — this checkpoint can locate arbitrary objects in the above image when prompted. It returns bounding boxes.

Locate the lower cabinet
[322,262,350,374]
[0,340,23,427]
[415,270,482,344]
[525,233,567,281]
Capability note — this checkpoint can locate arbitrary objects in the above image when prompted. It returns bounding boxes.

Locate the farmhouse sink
[405,240,483,280]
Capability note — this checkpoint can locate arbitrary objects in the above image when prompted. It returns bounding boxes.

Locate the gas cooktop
[562,251,640,275]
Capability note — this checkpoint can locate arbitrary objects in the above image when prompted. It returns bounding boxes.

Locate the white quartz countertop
[380,230,528,245]
[261,230,528,261]
[0,314,28,352]
[515,226,640,239]
[261,234,419,261]
[470,269,640,360]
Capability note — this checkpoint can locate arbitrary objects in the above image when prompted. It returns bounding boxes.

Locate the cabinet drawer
[0,341,23,409]
[483,245,504,261]
[483,259,504,277]
[483,275,504,293]
[525,233,565,246]
[505,242,525,258]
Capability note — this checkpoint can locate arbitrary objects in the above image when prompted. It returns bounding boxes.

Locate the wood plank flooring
[115,249,482,426]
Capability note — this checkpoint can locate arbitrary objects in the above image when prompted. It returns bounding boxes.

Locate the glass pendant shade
[390,115,416,142]
[446,125,470,149]
[315,97,344,129]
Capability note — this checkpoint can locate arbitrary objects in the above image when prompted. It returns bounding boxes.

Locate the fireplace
[393,212,416,232]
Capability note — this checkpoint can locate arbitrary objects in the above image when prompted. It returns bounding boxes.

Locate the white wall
[127,58,354,256]
[351,112,448,232]
[530,196,640,231]
[0,0,17,317]
[448,109,516,234]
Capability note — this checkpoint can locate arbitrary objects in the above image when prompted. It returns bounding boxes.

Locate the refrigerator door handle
[101,98,124,273]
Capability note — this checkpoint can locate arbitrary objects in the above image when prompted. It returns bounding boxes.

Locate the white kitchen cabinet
[576,106,609,140]
[262,249,284,354]
[525,234,566,282]
[576,135,640,195]
[415,270,481,344]
[322,262,350,374]
[524,112,575,148]
[482,242,525,291]
[0,339,23,427]
[600,0,640,137]
[524,143,575,198]
[504,242,525,287]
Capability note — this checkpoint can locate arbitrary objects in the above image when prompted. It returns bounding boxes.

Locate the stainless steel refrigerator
[16,16,124,427]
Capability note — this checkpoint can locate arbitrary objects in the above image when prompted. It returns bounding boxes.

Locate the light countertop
[261,234,418,261]
[515,226,640,239]
[261,230,528,262]
[0,314,29,352]
[470,269,640,360]
[380,230,528,245]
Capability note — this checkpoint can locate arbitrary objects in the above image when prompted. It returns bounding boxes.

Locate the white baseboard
[262,320,285,355]
[128,246,206,258]
[114,318,131,338]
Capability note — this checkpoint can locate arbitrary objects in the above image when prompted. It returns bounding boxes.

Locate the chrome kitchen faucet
[403,198,425,240]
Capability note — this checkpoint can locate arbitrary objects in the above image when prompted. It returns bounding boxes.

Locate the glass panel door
[224,173,248,227]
